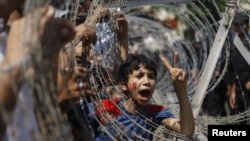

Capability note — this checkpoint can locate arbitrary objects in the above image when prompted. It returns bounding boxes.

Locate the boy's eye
[135,74,143,78]
[148,74,156,79]
[135,73,155,79]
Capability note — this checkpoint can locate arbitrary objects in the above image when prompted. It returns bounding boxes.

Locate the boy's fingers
[180,71,186,81]
[160,55,172,71]
[173,52,179,68]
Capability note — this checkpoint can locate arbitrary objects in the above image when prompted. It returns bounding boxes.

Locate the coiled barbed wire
[34,0,250,140]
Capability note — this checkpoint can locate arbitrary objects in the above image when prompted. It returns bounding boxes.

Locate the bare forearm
[0,61,21,139]
[118,36,128,61]
[0,61,21,110]
[176,89,195,136]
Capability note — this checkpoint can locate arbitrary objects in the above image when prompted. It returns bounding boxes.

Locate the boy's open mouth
[139,90,151,100]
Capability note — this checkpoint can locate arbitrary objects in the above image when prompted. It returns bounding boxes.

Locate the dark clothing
[229,30,250,96]
[202,32,250,117]
[224,30,250,118]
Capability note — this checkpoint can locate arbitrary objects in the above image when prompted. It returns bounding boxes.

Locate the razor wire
[88,0,250,140]
[122,2,226,103]
[1,0,250,141]
[122,0,250,135]
[68,0,197,140]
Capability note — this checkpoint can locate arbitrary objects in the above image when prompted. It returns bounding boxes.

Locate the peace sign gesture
[160,52,187,97]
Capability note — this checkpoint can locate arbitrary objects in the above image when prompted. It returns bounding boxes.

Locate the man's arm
[115,11,129,61]
[0,61,21,138]
[0,6,75,139]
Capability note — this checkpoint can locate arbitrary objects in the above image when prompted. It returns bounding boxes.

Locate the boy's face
[122,64,156,106]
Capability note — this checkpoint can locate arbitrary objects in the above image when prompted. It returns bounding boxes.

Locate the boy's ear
[119,81,127,91]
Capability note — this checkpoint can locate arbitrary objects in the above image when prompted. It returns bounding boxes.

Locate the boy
[83,53,195,140]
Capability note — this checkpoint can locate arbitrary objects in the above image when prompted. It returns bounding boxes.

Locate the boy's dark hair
[118,54,157,83]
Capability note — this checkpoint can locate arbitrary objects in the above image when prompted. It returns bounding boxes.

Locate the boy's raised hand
[160,52,187,97]
[160,52,195,137]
